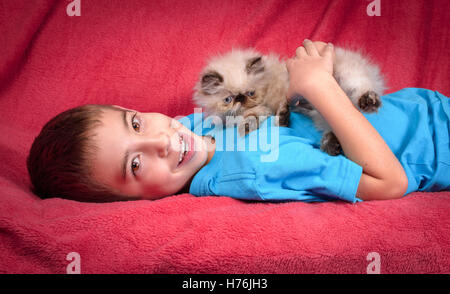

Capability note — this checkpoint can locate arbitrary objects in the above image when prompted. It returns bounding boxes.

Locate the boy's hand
[286,40,334,102]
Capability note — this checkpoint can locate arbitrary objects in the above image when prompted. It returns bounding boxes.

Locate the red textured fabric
[0,0,449,273]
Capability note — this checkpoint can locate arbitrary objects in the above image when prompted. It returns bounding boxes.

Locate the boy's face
[90,106,213,200]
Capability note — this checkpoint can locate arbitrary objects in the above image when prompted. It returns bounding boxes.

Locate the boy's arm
[304,76,407,200]
[287,40,408,200]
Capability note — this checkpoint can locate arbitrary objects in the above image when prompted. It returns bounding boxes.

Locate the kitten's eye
[223,96,233,104]
[131,112,141,132]
[131,156,140,176]
[246,91,255,97]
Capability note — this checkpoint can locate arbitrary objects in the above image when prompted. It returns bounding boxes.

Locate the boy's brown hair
[27,104,131,202]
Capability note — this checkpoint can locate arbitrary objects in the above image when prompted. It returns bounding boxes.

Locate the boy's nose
[139,132,172,157]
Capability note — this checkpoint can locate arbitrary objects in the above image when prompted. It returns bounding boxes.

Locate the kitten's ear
[246,56,264,74]
[201,71,223,94]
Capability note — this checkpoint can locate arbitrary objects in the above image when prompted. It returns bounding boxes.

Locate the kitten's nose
[235,94,246,103]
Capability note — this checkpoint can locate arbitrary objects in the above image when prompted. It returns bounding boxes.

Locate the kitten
[193,49,290,137]
[193,47,385,155]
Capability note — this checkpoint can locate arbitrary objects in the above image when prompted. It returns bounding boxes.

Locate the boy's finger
[322,42,334,58]
[286,58,298,72]
[313,41,328,53]
[303,39,319,57]
[285,59,292,70]
[295,46,306,58]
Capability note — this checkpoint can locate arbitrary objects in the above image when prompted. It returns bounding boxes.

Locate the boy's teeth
[178,136,186,164]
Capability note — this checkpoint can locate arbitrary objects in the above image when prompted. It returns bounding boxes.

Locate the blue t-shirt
[178,88,450,203]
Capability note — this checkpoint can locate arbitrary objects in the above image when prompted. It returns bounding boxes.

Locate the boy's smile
[89,106,215,200]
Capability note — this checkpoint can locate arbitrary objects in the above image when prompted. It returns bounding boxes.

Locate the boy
[27,41,450,203]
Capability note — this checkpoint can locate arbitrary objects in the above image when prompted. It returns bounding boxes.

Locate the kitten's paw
[238,116,259,137]
[320,132,342,156]
[358,91,382,113]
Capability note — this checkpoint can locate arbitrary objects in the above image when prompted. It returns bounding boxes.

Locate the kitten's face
[193,49,268,118]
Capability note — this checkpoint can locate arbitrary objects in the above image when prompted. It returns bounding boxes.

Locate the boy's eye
[131,112,141,132]
[131,156,140,176]
[223,96,233,104]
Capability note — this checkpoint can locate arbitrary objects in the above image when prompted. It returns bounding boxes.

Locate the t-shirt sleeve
[254,139,363,203]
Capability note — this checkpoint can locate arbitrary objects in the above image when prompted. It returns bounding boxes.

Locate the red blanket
[0,0,449,273]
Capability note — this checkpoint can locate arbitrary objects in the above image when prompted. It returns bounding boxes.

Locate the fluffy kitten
[193,47,385,155]
[193,49,290,136]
